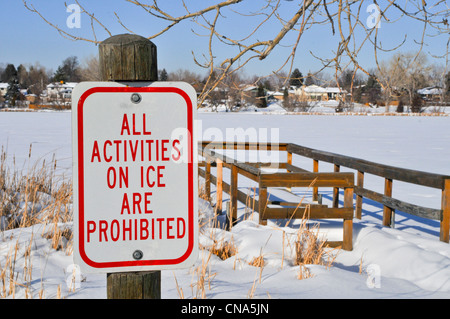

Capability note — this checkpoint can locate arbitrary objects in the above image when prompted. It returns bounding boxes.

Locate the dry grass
[0,145,72,232]
[0,146,73,299]
[292,214,339,280]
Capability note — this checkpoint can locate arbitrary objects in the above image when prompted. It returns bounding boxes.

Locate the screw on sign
[72,82,198,274]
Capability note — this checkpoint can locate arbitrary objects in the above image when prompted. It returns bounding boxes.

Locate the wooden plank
[268,200,327,208]
[382,178,394,227]
[313,159,319,202]
[259,172,354,188]
[264,206,354,220]
[236,166,259,182]
[216,159,223,215]
[205,161,211,200]
[441,179,450,243]
[285,163,309,173]
[229,165,238,229]
[258,186,268,225]
[333,164,340,208]
[201,141,288,151]
[354,186,442,220]
[286,143,449,190]
[355,171,364,219]
[343,187,354,251]
[287,152,292,169]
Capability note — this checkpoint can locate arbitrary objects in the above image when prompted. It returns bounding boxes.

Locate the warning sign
[72,82,198,273]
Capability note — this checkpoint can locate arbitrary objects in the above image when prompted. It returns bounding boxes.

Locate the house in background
[0,83,9,97]
[295,85,347,102]
[417,87,443,101]
[46,82,78,98]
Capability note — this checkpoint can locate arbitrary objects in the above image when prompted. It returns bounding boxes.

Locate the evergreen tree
[283,86,290,109]
[53,56,81,83]
[256,84,267,108]
[5,79,21,107]
[159,68,168,81]
[289,68,303,88]
[366,73,381,104]
[2,64,17,83]
[304,72,315,86]
[53,66,67,83]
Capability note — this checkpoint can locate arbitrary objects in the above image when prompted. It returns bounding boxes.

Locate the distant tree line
[1,51,449,111]
[0,55,100,106]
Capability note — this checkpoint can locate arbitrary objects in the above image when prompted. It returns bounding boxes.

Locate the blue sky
[1,1,448,79]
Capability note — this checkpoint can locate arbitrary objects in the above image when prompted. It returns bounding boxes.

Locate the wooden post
[205,160,211,201]
[99,34,157,81]
[258,184,268,226]
[313,159,319,202]
[382,178,394,227]
[215,159,223,216]
[343,187,353,251]
[355,171,364,219]
[229,164,238,230]
[441,179,450,243]
[286,152,292,170]
[286,151,292,192]
[100,33,161,299]
[332,164,340,208]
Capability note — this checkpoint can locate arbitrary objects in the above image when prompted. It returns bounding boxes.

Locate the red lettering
[161,139,169,161]
[87,221,96,242]
[104,140,112,162]
[144,192,152,214]
[129,140,139,161]
[121,193,130,215]
[107,167,116,189]
[110,220,120,241]
[143,114,151,135]
[177,218,186,239]
[123,219,132,241]
[121,114,131,135]
[113,140,121,161]
[172,139,181,161]
[167,218,175,239]
[107,167,128,189]
[158,166,166,187]
[132,114,141,135]
[157,218,164,239]
[119,167,128,188]
[140,219,149,240]
[133,193,142,214]
[91,141,101,162]
[99,220,108,242]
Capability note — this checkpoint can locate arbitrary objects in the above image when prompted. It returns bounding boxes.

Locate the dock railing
[198,141,450,250]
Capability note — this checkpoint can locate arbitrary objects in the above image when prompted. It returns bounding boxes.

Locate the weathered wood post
[355,170,364,219]
[332,164,340,208]
[312,159,319,202]
[205,160,211,200]
[228,164,238,230]
[382,178,394,227]
[343,186,354,251]
[215,159,223,216]
[441,179,450,243]
[99,33,161,299]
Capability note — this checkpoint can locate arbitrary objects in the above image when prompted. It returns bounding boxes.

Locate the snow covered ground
[1,106,450,301]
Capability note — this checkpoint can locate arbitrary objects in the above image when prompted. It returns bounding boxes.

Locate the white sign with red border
[72,81,198,273]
